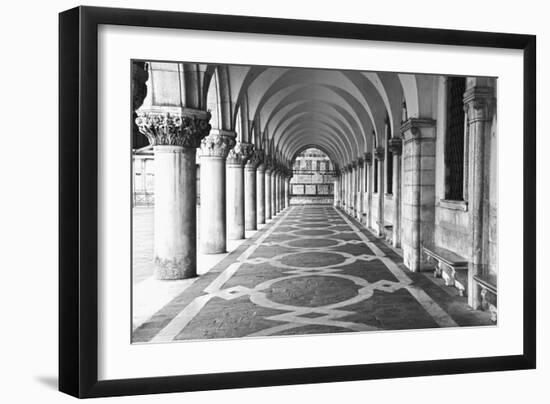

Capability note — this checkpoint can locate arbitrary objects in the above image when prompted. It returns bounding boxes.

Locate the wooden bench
[473,274,498,323]
[423,245,468,296]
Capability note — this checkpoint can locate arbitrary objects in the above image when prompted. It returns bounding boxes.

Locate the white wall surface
[0,0,547,403]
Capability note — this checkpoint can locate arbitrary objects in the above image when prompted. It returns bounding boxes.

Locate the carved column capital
[388,137,403,156]
[364,152,372,165]
[199,129,236,158]
[352,160,358,168]
[400,118,436,142]
[227,141,255,166]
[374,146,385,161]
[463,86,496,123]
[135,109,212,147]
[357,157,364,165]
[245,149,264,170]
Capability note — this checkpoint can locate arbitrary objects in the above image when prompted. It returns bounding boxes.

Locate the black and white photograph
[131,61,498,343]
[2,0,545,402]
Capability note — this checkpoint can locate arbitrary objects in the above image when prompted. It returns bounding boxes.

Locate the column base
[154,256,197,280]
[199,244,227,255]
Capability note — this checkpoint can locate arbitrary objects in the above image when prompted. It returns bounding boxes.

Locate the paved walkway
[132,205,492,343]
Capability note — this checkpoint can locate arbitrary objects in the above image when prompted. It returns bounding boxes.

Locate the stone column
[274,171,280,214]
[340,170,344,209]
[265,164,272,220]
[280,172,284,210]
[226,142,254,240]
[464,85,495,308]
[357,157,364,221]
[275,171,282,214]
[282,173,287,209]
[350,162,356,217]
[332,174,339,207]
[271,168,277,216]
[256,162,266,224]
[362,155,369,225]
[389,137,403,248]
[245,150,263,230]
[135,110,211,279]
[349,164,354,215]
[286,174,292,208]
[365,153,373,229]
[342,169,346,209]
[375,147,385,237]
[346,164,351,215]
[400,118,436,272]
[199,129,236,253]
[282,174,286,209]
[281,173,286,210]
[352,163,356,217]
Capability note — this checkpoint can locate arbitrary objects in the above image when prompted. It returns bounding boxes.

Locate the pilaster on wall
[389,137,403,248]
[374,147,385,237]
[364,152,373,228]
[400,118,436,272]
[356,157,364,220]
[463,82,497,308]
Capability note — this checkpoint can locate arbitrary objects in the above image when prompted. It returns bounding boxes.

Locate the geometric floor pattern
[132,205,493,343]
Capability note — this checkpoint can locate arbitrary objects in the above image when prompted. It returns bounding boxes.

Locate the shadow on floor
[35,375,58,390]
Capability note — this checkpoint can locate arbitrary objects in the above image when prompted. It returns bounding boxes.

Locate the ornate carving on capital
[136,109,212,148]
[245,148,264,169]
[388,137,403,156]
[463,86,496,123]
[227,142,254,165]
[199,130,236,158]
[400,118,436,141]
[374,146,385,161]
[351,161,358,168]
[346,164,353,172]
[357,157,364,165]
[364,152,372,165]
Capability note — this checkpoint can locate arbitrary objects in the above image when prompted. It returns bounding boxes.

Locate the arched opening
[206,70,221,130]
[290,147,335,205]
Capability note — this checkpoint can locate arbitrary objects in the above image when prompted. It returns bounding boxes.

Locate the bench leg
[433,260,443,278]
[441,264,455,287]
[479,287,498,323]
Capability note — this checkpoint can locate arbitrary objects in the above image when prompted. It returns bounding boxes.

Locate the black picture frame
[59,6,536,398]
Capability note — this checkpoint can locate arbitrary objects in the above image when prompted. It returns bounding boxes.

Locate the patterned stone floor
[132,205,493,343]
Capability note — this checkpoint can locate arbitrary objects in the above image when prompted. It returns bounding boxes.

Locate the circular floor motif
[280,251,346,268]
[265,275,359,307]
[286,238,339,248]
[293,229,335,236]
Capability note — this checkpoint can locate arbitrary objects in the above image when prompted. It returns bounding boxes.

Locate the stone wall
[384,195,394,224]
[486,113,498,278]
